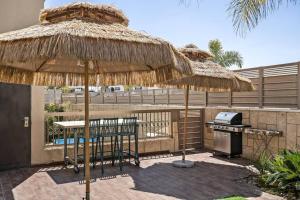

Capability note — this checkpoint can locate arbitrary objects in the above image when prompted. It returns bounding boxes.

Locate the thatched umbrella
[178,43,213,62]
[167,44,253,167]
[0,3,192,199]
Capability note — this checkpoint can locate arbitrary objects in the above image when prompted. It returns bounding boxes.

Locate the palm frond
[208,39,223,58]
[222,51,243,68]
[228,0,298,36]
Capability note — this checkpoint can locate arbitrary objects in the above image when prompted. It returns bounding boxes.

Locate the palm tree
[208,39,243,68]
[228,0,298,36]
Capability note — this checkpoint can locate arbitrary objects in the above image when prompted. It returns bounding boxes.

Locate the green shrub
[45,103,64,112]
[258,150,300,197]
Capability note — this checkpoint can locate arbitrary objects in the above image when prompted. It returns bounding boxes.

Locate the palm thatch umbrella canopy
[168,44,253,92]
[168,44,253,167]
[178,43,212,62]
[168,60,253,92]
[0,3,192,199]
[0,2,191,86]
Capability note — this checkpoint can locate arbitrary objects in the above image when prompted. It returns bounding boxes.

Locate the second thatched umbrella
[166,44,253,167]
[0,3,192,199]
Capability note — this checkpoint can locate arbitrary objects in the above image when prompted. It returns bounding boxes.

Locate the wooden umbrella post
[84,61,90,200]
[183,84,190,162]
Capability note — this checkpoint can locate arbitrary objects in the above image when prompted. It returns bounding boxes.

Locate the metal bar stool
[95,118,120,175]
[77,119,99,175]
[119,117,139,167]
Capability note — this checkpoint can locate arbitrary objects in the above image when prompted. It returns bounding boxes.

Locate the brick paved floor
[0,152,283,200]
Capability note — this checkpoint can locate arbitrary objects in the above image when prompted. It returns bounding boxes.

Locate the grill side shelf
[244,128,282,136]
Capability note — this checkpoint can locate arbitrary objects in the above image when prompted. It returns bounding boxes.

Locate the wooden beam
[183,84,190,161]
[84,61,90,200]
[258,68,264,108]
[228,92,232,107]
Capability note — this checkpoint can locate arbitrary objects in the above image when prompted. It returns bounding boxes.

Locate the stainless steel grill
[207,112,250,158]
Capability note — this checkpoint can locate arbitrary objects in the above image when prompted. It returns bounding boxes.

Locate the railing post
[128,91,131,104]
[153,90,155,105]
[258,68,264,108]
[61,92,63,104]
[102,92,105,104]
[167,88,170,105]
[75,93,78,104]
[140,91,143,104]
[228,91,232,107]
[114,93,117,104]
[54,87,57,104]
[297,62,300,109]
[204,91,208,107]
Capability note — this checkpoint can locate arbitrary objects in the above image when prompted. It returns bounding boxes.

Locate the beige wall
[0,0,44,33]
[204,107,300,160]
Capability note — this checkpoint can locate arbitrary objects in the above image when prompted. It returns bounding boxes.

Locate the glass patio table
[54,119,142,173]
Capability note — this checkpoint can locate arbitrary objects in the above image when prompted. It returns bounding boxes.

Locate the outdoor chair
[119,117,139,167]
[77,119,100,175]
[95,118,121,175]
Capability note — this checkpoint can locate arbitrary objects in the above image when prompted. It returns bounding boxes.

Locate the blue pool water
[54,138,95,145]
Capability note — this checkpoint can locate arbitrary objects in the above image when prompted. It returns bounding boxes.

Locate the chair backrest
[120,117,137,136]
[99,118,119,137]
[89,119,101,138]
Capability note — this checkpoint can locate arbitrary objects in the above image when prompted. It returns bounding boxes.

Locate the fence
[59,89,206,106]
[234,61,300,108]
[47,61,300,109]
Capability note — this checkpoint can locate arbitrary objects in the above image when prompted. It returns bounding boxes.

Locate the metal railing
[45,109,172,146]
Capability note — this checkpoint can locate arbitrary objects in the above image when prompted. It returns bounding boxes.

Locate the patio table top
[54,119,143,128]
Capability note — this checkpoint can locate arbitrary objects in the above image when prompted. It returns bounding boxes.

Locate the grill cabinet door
[213,131,231,154]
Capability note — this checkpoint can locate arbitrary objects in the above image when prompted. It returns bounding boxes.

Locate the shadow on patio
[1,153,265,200]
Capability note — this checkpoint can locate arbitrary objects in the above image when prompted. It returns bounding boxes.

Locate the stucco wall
[204,107,300,160]
[0,0,44,33]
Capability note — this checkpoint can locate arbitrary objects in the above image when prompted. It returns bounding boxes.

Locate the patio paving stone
[0,152,284,200]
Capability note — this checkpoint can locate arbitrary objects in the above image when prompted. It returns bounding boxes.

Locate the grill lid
[213,112,242,125]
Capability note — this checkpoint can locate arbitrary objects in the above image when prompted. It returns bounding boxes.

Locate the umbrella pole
[84,61,90,200]
[172,85,193,168]
[183,84,189,162]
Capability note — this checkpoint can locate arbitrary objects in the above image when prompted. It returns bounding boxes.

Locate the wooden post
[129,91,131,104]
[153,90,155,105]
[140,91,143,104]
[183,84,190,162]
[114,92,117,104]
[167,88,170,105]
[60,92,63,104]
[258,68,264,108]
[102,92,105,104]
[297,63,300,109]
[75,93,78,104]
[204,91,208,107]
[54,87,56,104]
[84,62,90,200]
[228,91,232,107]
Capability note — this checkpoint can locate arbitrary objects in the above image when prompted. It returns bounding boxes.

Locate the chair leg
[119,135,123,171]
[101,137,104,175]
[76,137,80,156]
[134,133,140,166]
[95,137,99,167]
[111,136,114,166]
[92,137,95,168]
[128,135,131,162]
[83,138,85,176]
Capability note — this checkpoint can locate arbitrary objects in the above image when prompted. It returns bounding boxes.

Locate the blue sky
[45,0,300,69]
